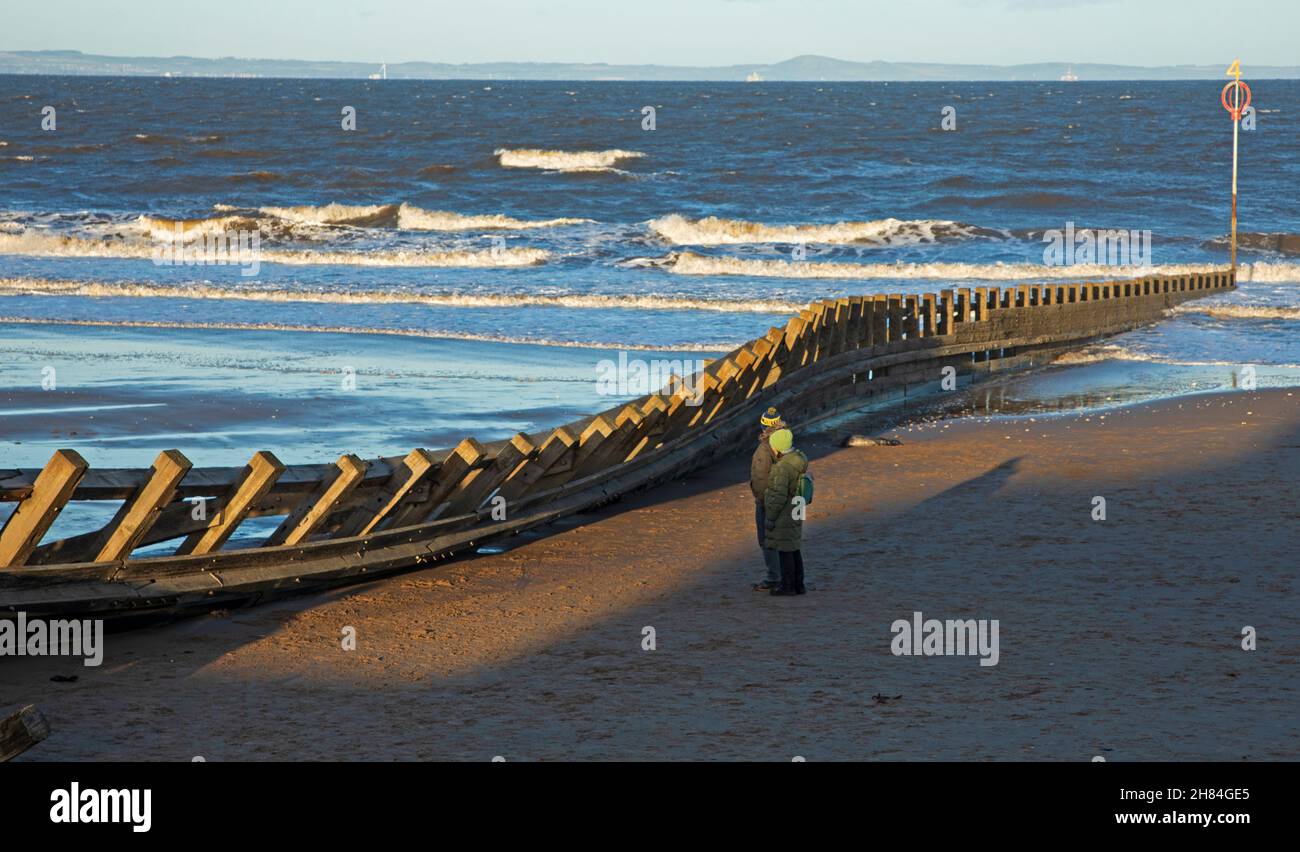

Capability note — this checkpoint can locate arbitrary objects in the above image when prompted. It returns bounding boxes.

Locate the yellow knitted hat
[760,406,784,428]
[769,428,793,454]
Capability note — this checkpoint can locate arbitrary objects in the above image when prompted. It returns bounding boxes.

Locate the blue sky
[3,0,1291,67]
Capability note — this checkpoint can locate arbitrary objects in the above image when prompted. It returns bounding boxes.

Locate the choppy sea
[1,77,1297,475]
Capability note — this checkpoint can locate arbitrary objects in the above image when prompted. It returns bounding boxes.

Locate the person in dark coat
[763,428,809,596]
[749,407,784,590]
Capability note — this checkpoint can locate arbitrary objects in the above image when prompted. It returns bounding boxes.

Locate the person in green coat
[762,428,808,596]
[749,406,785,591]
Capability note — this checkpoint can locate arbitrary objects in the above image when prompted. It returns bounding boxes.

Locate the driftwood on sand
[0,705,50,762]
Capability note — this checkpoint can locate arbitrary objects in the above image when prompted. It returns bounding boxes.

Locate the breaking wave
[0,278,802,313]
[662,251,1224,281]
[254,202,588,231]
[1236,262,1300,283]
[648,214,1000,246]
[0,316,729,352]
[1172,303,1300,321]
[0,231,549,267]
[494,148,645,172]
[136,214,265,240]
[1053,343,1300,369]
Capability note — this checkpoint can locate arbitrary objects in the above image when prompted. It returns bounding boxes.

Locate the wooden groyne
[0,271,1234,618]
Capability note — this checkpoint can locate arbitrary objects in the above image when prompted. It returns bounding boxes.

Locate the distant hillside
[1,50,1296,81]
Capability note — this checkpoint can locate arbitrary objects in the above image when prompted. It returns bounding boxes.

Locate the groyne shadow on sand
[3,389,1295,760]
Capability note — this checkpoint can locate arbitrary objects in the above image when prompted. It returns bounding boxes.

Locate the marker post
[1222,60,1251,272]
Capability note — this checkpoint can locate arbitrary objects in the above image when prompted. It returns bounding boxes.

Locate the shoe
[752,580,779,591]
[796,586,807,595]
[769,586,797,596]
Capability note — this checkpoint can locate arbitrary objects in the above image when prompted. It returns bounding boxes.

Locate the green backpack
[796,471,814,506]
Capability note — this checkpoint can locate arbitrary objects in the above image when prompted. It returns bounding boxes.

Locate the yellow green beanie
[769,428,793,454]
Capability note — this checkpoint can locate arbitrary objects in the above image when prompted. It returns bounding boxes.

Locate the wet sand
[2,389,1297,761]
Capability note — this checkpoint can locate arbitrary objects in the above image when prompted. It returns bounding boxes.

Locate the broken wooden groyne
[0,271,1234,618]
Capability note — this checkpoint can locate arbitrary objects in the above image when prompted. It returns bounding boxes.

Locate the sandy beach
[2,387,1295,761]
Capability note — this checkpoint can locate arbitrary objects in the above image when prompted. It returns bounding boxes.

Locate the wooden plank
[702,360,741,424]
[903,296,920,340]
[756,328,791,389]
[441,433,536,517]
[820,301,840,357]
[686,372,723,428]
[264,454,368,547]
[850,298,867,348]
[0,450,89,568]
[766,320,802,385]
[938,289,955,334]
[571,407,647,477]
[94,450,193,562]
[494,427,577,504]
[175,451,285,556]
[875,294,891,341]
[861,299,878,348]
[532,417,616,490]
[921,293,937,337]
[0,705,50,762]
[796,310,818,366]
[832,298,852,354]
[887,295,904,343]
[381,441,482,529]
[622,399,670,462]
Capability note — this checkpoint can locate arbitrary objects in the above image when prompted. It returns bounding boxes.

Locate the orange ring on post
[1221,80,1252,120]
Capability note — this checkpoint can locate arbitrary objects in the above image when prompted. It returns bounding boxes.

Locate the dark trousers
[778,550,806,593]
[754,502,781,583]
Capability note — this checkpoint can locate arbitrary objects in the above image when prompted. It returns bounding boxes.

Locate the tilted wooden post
[571,406,647,477]
[264,454,368,547]
[94,449,193,562]
[955,288,970,324]
[938,289,955,334]
[623,396,670,461]
[0,449,88,568]
[442,434,536,518]
[352,447,441,532]
[176,451,285,556]
[1,705,50,762]
[886,295,904,343]
[494,427,576,505]
[389,440,486,527]
[871,295,888,345]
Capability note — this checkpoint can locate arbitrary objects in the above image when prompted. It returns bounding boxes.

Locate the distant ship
[369,63,388,81]
[746,71,764,83]
[1059,66,1079,82]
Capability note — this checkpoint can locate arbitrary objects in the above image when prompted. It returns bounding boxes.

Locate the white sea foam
[0,315,728,352]
[1172,303,1300,321]
[0,277,800,313]
[1053,343,1300,369]
[143,203,588,236]
[1236,262,1300,283]
[391,204,590,231]
[665,251,1225,280]
[136,214,263,241]
[494,147,645,172]
[649,214,988,246]
[0,231,548,267]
